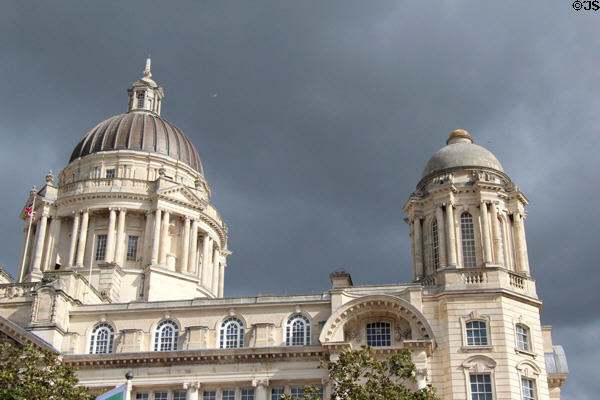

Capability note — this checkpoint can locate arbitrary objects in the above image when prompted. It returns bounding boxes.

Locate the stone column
[68,212,80,267]
[43,217,60,271]
[114,209,127,265]
[75,209,89,267]
[201,235,211,286]
[252,379,269,400]
[159,211,170,265]
[445,204,457,267]
[142,211,154,265]
[413,217,423,279]
[105,208,117,263]
[435,206,447,268]
[183,382,200,400]
[480,202,492,265]
[211,248,220,294]
[489,202,502,264]
[31,214,48,273]
[513,213,530,274]
[218,262,225,297]
[181,217,190,273]
[189,220,198,274]
[151,209,162,264]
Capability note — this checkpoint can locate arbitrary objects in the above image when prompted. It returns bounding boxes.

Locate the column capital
[183,382,201,390]
[252,378,269,388]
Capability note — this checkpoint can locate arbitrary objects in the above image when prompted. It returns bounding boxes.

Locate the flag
[96,384,126,400]
[25,202,35,220]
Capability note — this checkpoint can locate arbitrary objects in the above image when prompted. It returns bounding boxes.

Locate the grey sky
[0,1,598,398]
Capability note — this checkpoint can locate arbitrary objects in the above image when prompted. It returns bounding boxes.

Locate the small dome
[69,111,204,174]
[421,129,503,178]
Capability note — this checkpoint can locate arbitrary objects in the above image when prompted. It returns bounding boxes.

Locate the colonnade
[149,208,225,297]
[410,201,530,279]
[21,211,62,279]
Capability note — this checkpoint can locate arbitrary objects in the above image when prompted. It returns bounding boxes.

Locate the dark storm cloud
[0,1,597,397]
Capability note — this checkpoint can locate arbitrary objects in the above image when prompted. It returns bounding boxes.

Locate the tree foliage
[0,342,93,400]
[281,346,439,400]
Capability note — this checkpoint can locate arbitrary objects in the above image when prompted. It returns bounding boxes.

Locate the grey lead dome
[69,111,204,174]
[421,129,503,179]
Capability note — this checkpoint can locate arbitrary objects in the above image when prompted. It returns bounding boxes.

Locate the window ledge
[515,348,536,358]
[461,345,493,352]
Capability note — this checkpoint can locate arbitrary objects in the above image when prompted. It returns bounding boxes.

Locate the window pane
[202,391,216,400]
[106,169,116,178]
[95,234,107,261]
[366,322,391,346]
[222,390,236,400]
[291,387,303,399]
[220,318,244,348]
[137,93,145,108]
[287,315,310,346]
[127,236,139,261]
[154,392,168,400]
[241,388,254,400]
[432,219,440,270]
[516,325,530,351]
[173,391,187,400]
[461,213,476,267]
[271,388,285,400]
[466,321,488,346]
[470,374,493,400]
[136,394,149,400]
[522,378,536,400]
[154,321,179,351]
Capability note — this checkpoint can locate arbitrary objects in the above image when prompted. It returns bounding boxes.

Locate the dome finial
[143,57,152,78]
[447,129,473,145]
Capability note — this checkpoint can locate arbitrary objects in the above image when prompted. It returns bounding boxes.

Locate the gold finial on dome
[447,129,473,145]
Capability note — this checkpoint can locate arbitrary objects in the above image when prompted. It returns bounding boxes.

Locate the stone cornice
[63,345,326,368]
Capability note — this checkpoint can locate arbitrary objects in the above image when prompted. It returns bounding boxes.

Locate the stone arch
[319,295,435,347]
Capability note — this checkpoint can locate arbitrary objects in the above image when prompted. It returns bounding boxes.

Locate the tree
[281,346,439,400]
[0,342,93,400]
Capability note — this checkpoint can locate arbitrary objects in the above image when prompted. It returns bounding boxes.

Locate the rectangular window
[466,321,488,346]
[136,394,149,400]
[366,322,391,346]
[127,236,139,261]
[291,387,304,399]
[95,234,107,261]
[105,169,116,178]
[522,378,536,400]
[154,393,168,400]
[202,391,216,400]
[470,374,493,400]
[222,390,236,400]
[271,388,285,400]
[241,388,254,400]
[173,391,187,400]
[516,325,530,351]
[137,93,145,108]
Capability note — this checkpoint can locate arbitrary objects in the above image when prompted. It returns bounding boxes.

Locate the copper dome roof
[69,111,203,174]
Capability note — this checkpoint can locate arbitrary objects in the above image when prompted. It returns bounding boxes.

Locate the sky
[0,1,598,398]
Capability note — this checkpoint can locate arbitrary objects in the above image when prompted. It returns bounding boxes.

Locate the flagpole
[17,192,36,283]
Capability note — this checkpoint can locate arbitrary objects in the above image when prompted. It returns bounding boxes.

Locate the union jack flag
[25,203,35,220]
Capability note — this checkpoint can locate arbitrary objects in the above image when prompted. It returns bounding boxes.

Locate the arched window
[154,320,179,351]
[432,219,440,270]
[286,315,311,346]
[516,324,530,351]
[461,212,476,267]
[89,323,114,354]
[136,92,145,108]
[220,317,244,348]
[466,320,488,346]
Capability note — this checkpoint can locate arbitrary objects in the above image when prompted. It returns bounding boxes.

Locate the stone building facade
[0,61,567,400]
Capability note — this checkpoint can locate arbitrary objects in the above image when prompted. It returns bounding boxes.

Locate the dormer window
[137,92,145,108]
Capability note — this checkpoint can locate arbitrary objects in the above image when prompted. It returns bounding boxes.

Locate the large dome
[421,129,503,179]
[69,111,203,174]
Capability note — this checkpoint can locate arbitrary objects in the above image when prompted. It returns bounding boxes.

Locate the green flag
[96,384,126,400]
